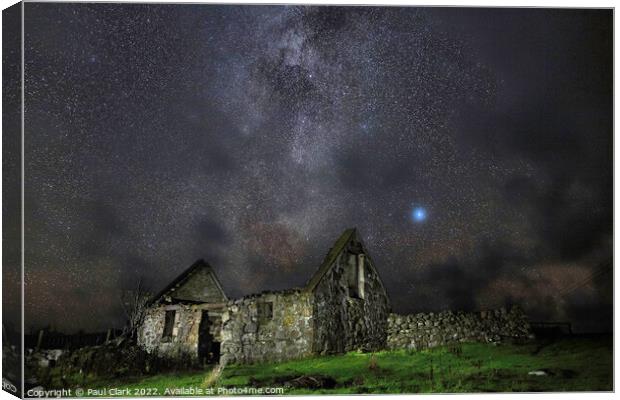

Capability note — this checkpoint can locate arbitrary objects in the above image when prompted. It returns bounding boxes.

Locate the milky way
[10,4,612,332]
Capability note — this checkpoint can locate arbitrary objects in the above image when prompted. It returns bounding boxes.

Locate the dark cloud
[398,239,535,312]
[194,216,229,246]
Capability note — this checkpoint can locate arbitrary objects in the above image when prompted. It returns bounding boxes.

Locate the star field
[10,4,612,332]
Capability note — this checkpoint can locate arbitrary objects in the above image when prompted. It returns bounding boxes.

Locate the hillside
[66,334,612,395]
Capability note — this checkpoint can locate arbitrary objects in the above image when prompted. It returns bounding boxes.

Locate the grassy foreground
[77,335,612,395]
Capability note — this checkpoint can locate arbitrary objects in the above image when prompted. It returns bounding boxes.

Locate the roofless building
[137,228,391,364]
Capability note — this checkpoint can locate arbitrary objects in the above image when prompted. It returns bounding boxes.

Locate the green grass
[74,335,612,395]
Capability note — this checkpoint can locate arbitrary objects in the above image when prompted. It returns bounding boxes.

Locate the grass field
[75,334,612,395]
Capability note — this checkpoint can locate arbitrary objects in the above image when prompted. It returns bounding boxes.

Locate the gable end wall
[312,240,390,354]
[169,268,226,303]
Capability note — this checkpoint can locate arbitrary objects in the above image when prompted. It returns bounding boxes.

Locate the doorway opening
[198,310,220,365]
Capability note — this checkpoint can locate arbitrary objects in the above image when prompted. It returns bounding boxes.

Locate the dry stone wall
[387,306,532,350]
[220,290,314,364]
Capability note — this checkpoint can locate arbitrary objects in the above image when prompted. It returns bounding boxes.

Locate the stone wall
[138,304,222,361]
[27,337,198,390]
[168,266,226,303]
[312,242,390,354]
[220,290,314,364]
[387,306,532,351]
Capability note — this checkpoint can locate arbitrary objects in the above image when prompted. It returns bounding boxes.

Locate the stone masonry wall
[169,267,226,303]
[387,306,532,351]
[138,304,222,361]
[312,242,390,354]
[220,290,314,364]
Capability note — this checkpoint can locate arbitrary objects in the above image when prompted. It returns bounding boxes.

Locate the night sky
[13,4,612,333]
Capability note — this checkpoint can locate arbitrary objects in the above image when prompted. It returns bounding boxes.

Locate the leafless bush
[120,279,151,339]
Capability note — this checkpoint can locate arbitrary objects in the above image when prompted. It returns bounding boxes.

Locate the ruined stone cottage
[138,228,391,364]
[137,228,533,365]
[138,258,229,364]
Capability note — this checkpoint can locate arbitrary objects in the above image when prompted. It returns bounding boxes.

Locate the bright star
[412,207,427,222]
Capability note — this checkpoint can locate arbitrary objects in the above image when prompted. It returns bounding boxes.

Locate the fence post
[36,330,44,350]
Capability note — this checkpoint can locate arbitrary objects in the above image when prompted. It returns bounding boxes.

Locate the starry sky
[11,4,612,333]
